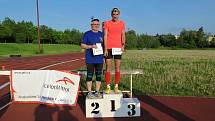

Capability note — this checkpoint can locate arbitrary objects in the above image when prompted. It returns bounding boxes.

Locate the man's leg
[95,64,103,92]
[114,56,121,94]
[95,64,103,98]
[87,81,92,92]
[105,59,112,86]
[86,64,94,98]
[105,59,112,94]
[105,50,113,94]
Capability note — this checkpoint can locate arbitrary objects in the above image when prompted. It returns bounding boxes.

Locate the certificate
[112,48,122,55]
[92,43,103,56]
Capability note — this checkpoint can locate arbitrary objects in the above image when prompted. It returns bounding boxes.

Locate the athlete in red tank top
[103,8,126,94]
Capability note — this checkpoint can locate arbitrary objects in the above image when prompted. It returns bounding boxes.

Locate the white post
[130,74,133,98]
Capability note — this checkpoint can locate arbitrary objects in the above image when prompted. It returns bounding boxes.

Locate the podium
[86,91,140,118]
[76,69,143,118]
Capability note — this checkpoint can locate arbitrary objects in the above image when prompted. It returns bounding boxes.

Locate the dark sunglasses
[112,13,119,15]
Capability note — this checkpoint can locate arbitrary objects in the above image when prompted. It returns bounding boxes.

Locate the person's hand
[121,47,125,53]
[92,44,97,49]
[104,49,108,57]
[89,45,97,49]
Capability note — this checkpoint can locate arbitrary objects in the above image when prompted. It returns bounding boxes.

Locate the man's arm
[81,43,96,49]
[104,29,108,51]
[121,30,126,51]
[104,29,108,56]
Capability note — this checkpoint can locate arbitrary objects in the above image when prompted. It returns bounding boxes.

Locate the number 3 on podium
[127,103,136,116]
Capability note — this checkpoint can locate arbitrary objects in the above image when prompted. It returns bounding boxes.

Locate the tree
[158,34,176,47]
[69,29,83,45]
[0,24,8,43]
[53,30,63,44]
[196,27,208,48]
[40,25,53,44]
[179,29,197,48]
[62,29,72,44]
[25,21,35,43]
[1,17,16,43]
[147,36,160,48]
[15,21,27,43]
[138,34,160,49]
[137,34,146,49]
[125,30,138,49]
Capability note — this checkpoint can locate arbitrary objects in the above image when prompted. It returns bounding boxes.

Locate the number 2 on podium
[91,102,100,114]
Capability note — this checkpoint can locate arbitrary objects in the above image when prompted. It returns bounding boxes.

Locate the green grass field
[80,50,215,97]
[119,50,215,97]
[0,43,81,58]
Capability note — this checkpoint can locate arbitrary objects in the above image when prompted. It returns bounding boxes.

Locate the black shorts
[105,49,122,60]
[86,63,103,81]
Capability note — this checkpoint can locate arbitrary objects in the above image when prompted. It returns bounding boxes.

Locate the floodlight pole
[36,0,41,52]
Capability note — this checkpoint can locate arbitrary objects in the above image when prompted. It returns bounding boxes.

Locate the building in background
[208,35,215,42]
[175,35,180,40]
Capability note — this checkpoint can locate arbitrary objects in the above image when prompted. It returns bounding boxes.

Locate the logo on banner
[56,77,75,85]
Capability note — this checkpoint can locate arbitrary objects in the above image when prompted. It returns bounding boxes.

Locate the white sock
[115,84,118,88]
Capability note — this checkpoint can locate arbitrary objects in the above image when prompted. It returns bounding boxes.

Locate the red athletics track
[0,53,215,121]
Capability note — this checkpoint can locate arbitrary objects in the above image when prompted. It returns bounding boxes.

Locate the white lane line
[0,57,85,111]
[38,58,85,70]
[0,102,12,111]
[0,82,10,90]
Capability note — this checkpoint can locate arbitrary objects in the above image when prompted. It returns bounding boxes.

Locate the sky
[0,0,215,35]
